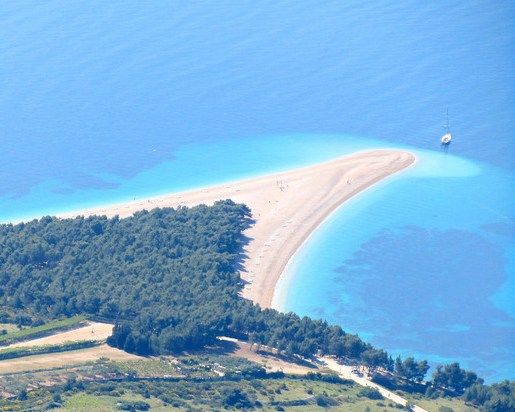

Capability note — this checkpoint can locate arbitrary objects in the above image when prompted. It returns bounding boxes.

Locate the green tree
[222,388,254,409]
[394,356,429,382]
[432,363,480,394]
[17,388,28,401]
[361,348,389,373]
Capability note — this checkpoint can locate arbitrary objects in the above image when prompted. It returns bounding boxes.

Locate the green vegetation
[357,387,384,400]
[395,356,430,383]
[0,315,86,346]
[400,391,478,412]
[116,399,151,411]
[115,354,271,381]
[0,340,98,361]
[0,355,495,412]
[0,201,511,409]
[431,363,480,395]
[63,393,113,409]
[463,380,515,411]
[0,203,391,365]
[114,358,182,377]
[0,373,405,411]
[0,323,20,335]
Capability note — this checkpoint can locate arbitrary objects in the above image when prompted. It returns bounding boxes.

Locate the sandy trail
[321,356,428,412]
[219,336,318,375]
[60,149,415,308]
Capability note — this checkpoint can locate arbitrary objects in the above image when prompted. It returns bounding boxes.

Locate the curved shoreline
[271,153,418,310]
[243,149,417,308]
[57,149,416,308]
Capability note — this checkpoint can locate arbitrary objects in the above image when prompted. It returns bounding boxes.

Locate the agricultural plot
[0,316,87,346]
[2,375,408,411]
[401,392,478,412]
[0,323,21,335]
[0,322,480,411]
[0,344,140,374]
[5,321,113,349]
[0,340,97,361]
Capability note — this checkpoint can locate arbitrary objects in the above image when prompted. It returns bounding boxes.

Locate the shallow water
[1,1,513,380]
[275,147,515,382]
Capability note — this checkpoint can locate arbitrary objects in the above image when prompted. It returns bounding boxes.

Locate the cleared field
[402,393,478,412]
[0,323,21,334]
[59,392,175,412]
[5,322,113,349]
[0,325,315,378]
[0,344,140,374]
[0,316,87,346]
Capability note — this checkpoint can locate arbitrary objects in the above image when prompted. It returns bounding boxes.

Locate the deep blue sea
[1,1,513,381]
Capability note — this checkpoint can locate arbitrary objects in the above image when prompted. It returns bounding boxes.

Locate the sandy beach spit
[59,150,415,308]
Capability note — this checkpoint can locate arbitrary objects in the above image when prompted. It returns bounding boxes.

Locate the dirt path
[320,356,429,412]
[219,336,318,375]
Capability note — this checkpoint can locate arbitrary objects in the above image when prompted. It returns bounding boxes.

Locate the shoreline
[270,153,418,310]
[53,149,415,308]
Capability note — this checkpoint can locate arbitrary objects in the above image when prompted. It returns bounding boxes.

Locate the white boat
[441,109,452,145]
[441,132,452,144]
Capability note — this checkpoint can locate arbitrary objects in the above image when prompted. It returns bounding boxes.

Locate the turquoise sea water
[275,145,515,382]
[1,2,513,381]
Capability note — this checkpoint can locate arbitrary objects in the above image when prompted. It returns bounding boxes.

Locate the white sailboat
[441,109,452,145]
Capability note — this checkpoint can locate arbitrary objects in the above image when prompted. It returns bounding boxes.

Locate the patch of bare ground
[204,337,318,375]
[0,344,140,374]
[234,343,318,374]
[5,322,114,349]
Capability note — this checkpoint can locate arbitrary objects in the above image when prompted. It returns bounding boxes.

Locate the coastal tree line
[0,201,495,396]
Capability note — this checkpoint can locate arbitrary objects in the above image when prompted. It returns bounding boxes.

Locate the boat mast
[440,108,452,146]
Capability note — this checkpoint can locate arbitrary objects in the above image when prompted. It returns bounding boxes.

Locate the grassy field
[43,379,409,411]
[401,392,478,412]
[114,358,182,377]
[0,344,140,374]
[0,353,410,412]
[0,353,480,412]
[60,393,173,412]
[0,340,98,360]
[0,323,22,334]
[0,316,87,346]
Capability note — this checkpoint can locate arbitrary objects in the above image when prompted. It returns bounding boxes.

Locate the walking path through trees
[320,356,428,412]
[222,337,428,411]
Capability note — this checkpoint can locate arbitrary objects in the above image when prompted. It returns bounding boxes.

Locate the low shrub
[315,394,339,407]
[117,400,150,411]
[358,387,383,400]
